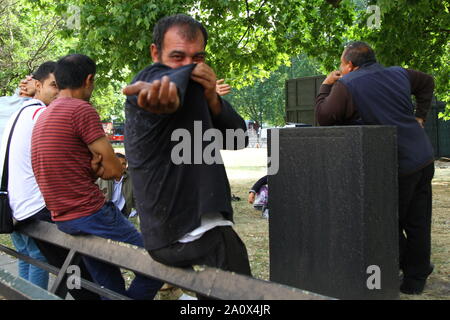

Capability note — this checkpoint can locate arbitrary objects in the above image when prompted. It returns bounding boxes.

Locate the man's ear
[150,44,160,63]
[85,74,95,87]
[349,61,358,72]
[35,80,42,90]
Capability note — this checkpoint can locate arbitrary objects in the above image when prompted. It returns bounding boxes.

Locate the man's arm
[216,79,231,97]
[88,136,123,180]
[123,76,180,114]
[406,69,435,126]
[250,176,268,194]
[315,81,356,126]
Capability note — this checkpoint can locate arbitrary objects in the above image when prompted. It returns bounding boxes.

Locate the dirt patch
[230,161,450,300]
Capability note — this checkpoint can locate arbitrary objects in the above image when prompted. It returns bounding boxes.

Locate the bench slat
[17,221,334,300]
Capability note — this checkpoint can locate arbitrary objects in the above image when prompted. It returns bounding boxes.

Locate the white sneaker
[178,293,198,300]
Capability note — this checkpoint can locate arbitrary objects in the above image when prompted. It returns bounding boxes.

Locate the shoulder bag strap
[1,103,43,192]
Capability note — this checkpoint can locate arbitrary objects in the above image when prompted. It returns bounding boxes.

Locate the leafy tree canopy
[2,0,449,119]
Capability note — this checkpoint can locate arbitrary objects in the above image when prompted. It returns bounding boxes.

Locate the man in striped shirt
[31,54,163,300]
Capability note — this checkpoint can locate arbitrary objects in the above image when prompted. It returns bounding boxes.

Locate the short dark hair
[55,54,96,90]
[343,41,377,67]
[115,153,126,161]
[32,61,57,82]
[153,14,208,52]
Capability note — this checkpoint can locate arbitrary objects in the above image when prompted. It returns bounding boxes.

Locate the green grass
[1,172,449,300]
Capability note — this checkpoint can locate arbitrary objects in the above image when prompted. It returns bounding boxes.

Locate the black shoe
[400,264,434,295]
[400,278,426,295]
[231,194,241,202]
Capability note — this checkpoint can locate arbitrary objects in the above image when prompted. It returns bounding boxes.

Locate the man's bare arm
[88,136,123,180]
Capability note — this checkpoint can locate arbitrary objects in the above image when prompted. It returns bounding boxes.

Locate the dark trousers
[18,208,100,300]
[398,163,434,281]
[148,226,252,300]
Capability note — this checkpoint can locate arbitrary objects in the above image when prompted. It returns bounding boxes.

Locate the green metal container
[285,75,325,125]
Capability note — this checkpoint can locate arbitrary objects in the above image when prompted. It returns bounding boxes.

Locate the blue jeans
[11,232,49,289]
[56,202,163,300]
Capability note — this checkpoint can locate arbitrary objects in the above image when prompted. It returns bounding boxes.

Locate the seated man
[96,153,136,218]
[31,54,163,300]
[123,14,252,299]
[248,175,269,219]
[2,63,56,290]
[2,62,99,299]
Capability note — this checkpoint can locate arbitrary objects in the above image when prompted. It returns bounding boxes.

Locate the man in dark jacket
[122,14,251,296]
[315,41,435,295]
[97,153,135,217]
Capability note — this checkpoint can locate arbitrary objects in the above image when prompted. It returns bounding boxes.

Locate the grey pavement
[0,251,58,296]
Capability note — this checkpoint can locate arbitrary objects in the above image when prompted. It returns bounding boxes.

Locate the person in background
[315,41,435,295]
[216,79,231,97]
[248,176,269,219]
[96,153,137,218]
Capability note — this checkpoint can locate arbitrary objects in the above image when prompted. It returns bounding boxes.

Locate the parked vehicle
[102,122,125,144]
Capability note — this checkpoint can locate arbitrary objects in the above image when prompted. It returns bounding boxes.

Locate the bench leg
[49,249,81,299]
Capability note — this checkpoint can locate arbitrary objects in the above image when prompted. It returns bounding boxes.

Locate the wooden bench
[0,221,334,300]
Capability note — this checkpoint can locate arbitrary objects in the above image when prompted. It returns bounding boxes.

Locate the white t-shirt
[0,99,47,221]
[111,176,126,211]
[178,212,234,244]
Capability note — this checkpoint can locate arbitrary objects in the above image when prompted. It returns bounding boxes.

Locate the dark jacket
[96,171,135,217]
[316,63,435,176]
[125,63,248,250]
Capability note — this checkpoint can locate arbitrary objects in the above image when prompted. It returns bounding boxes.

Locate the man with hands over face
[123,15,251,299]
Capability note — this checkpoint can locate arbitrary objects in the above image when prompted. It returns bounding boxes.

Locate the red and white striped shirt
[31,97,106,222]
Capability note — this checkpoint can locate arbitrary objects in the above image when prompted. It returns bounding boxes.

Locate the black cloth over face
[125,63,247,250]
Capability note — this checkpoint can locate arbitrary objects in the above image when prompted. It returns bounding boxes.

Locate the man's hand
[191,63,222,116]
[323,71,342,86]
[88,136,123,180]
[248,192,256,204]
[91,153,105,178]
[123,76,180,114]
[416,117,425,128]
[19,76,35,98]
[216,79,231,97]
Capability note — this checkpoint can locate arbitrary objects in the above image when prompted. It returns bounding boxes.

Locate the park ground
[221,149,450,301]
[0,148,448,300]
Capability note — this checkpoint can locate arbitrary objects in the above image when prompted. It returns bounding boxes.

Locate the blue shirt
[0,92,31,181]
[0,92,31,148]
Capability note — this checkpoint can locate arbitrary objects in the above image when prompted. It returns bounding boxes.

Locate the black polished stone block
[269,126,399,300]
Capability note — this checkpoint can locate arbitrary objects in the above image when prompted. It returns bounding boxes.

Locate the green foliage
[0,0,449,120]
[91,80,127,122]
[0,0,74,95]
[228,55,321,126]
[352,0,450,110]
